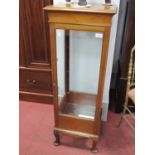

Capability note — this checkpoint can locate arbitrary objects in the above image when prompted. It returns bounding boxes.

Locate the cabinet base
[53,128,99,151]
[19,91,53,104]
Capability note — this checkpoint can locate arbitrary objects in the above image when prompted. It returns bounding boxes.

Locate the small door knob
[32,80,36,84]
[26,79,31,84]
[26,79,36,85]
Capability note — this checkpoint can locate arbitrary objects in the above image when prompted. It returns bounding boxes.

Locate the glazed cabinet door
[20,0,52,69]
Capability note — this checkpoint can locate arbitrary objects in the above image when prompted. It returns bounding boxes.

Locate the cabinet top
[44,3,117,14]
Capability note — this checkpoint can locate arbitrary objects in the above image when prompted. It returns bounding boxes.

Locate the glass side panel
[56,29,65,106]
[56,29,103,120]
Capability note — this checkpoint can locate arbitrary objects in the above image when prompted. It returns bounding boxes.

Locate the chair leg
[117,115,124,127]
[91,140,98,153]
[118,97,128,128]
[54,130,60,146]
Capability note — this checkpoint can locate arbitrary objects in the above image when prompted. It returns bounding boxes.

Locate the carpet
[19,101,134,155]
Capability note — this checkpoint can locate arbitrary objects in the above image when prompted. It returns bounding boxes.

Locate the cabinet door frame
[49,23,111,134]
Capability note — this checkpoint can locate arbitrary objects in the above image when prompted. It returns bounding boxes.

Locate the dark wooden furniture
[109,0,135,112]
[44,3,116,152]
[19,0,53,103]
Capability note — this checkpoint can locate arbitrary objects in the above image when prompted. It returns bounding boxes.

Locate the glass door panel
[56,29,104,120]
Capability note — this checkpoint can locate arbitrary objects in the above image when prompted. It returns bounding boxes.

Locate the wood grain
[21,0,51,68]
[48,12,112,27]
[19,68,53,94]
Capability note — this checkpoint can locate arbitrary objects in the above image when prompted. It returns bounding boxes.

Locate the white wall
[54,0,120,121]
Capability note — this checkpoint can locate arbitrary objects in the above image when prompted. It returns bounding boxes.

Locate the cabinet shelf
[59,91,97,120]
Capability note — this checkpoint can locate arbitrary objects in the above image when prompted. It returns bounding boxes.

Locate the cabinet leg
[91,140,98,153]
[54,130,60,146]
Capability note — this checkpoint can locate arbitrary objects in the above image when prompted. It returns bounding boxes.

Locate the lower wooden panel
[54,128,98,140]
[57,114,97,135]
[19,68,53,94]
[19,91,53,104]
[19,67,53,104]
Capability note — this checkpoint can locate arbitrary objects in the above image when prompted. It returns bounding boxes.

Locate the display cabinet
[44,3,116,152]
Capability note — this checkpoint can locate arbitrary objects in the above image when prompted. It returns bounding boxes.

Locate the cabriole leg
[54,130,60,146]
[91,140,98,153]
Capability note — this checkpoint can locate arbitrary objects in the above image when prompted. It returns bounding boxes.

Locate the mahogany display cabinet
[44,3,116,152]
